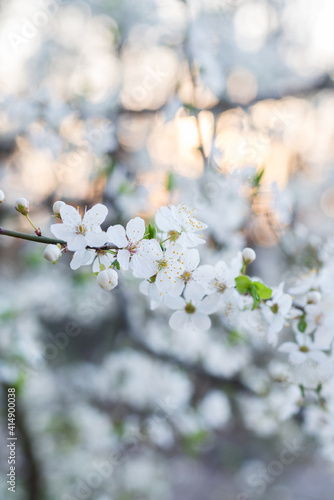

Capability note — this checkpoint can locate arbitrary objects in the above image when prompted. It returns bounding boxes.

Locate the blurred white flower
[166,286,219,331]
[198,390,231,429]
[261,282,292,345]
[279,332,328,365]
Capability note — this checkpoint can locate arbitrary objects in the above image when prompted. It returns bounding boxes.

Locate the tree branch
[0,227,117,251]
[0,227,66,245]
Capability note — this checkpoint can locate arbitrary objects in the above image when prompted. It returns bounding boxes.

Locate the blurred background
[1,0,334,499]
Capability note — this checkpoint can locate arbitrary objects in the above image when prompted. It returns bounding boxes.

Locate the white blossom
[261,282,292,345]
[97,268,118,291]
[196,253,242,297]
[155,244,185,293]
[53,200,65,216]
[15,197,29,215]
[155,203,208,247]
[51,203,108,252]
[43,244,61,263]
[279,332,328,365]
[107,217,161,278]
[70,249,96,271]
[166,286,220,331]
[168,248,205,297]
[242,247,256,264]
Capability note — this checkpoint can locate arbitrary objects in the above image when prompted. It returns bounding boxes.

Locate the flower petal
[126,217,145,243]
[165,295,185,310]
[83,204,108,227]
[278,342,298,353]
[181,248,200,271]
[155,206,179,232]
[117,249,130,270]
[67,233,87,251]
[131,254,157,278]
[138,239,162,260]
[85,231,108,247]
[70,250,95,270]
[197,294,220,314]
[290,351,306,364]
[169,310,187,330]
[184,283,205,303]
[156,269,174,292]
[60,204,81,225]
[107,225,128,248]
[50,223,72,241]
[191,312,211,331]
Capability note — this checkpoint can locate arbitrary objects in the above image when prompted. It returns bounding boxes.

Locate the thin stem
[26,215,38,232]
[160,235,172,245]
[0,227,65,245]
[0,227,118,251]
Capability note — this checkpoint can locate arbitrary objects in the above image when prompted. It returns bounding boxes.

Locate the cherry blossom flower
[165,286,220,331]
[43,244,61,263]
[107,217,161,278]
[155,203,208,247]
[15,197,29,215]
[155,245,185,293]
[168,248,204,297]
[96,268,118,290]
[53,200,65,218]
[70,249,117,273]
[197,253,242,297]
[242,247,256,264]
[51,203,108,251]
[70,249,96,270]
[279,332,328,365]
[261,282,292,345]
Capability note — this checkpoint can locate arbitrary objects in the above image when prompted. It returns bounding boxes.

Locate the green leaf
[252,281,272,299]
[112,259,120,270]
[182,429,209,457]
[235,275,252,294]
[145,223,157,240]
[184,103,198,116]
[250,284,260,309]
[227,329,245,345]
[166,172,176,192]
[298,318,307,333]
[253,168,265,187]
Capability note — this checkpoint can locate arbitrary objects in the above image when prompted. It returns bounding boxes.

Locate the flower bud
[53,200,65,218]
[43,244,61,263]
[97,268,118,291]
[0,190,5,204]
[242,247,256,264]
[307,291,321,304]
[15,197,29,215]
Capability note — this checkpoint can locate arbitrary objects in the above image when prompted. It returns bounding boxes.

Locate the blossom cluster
[42,199,282,335]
